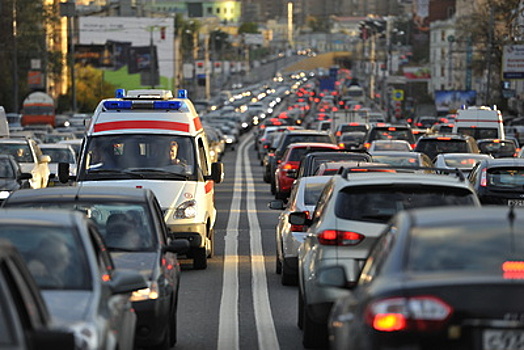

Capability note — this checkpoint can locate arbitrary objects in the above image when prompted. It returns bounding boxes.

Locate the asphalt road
[175,131,306,350]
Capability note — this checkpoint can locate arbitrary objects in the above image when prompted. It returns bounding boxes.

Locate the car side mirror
[108,270,147,294]
[289,211,311,226]
[39,155,51,163]
[268,200,285,210]
[163,238,190,255]
[58,162,71,184]
[17,172,32,182]
[287,169,297,178]
[210,162,224,184]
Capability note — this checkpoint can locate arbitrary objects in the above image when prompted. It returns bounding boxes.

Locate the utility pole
[12,0,19,113]
[60,0,77,113]
[486,5,494,104]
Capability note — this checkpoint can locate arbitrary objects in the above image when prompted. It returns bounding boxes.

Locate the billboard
[435,90,477,113]
[78,17,174,89]
[502,45,524,80]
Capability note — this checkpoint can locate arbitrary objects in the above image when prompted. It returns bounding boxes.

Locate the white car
[39,143,77,185]
[268,175,331,286]
[0,138,50,189]
[433,152,493,176]
[368,139,413,152]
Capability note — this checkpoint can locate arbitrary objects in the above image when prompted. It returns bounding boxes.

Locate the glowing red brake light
[317,230,364,246]
[366,296,452,332]
[437,137,451,140]
[480,168,488,187]
[503,261,524,279]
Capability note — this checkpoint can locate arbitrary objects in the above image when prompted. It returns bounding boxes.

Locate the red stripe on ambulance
[94,120,189,133]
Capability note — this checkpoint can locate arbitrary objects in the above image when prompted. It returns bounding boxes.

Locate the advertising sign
[435,90,477,113]
[502,45,524,80]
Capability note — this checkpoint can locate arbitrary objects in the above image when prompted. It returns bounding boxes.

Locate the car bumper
[167,222,206,248]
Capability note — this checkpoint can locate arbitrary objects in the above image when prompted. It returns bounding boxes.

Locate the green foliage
[238,22,259,34]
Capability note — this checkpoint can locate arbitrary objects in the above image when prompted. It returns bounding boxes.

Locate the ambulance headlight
[175,200,197,219]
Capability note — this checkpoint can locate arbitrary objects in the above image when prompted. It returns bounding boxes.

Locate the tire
[270,180,276,195]
[298,289,304,329]
[281,259,297,286]
[276,247,282,274]
[302,305,328,349]
[193,247,208,270]
[207,227,215,258]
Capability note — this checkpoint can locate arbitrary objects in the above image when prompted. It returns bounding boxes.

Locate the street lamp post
[12,0,19,113]
[60,0,77,113]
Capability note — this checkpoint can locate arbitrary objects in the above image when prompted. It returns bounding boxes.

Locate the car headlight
[0,191,11,200]
[69,322,99,350]
[130,281,158,301]
[174,200,197,219]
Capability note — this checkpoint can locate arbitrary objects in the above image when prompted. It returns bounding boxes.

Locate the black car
[468,158,524,205]
[295,151,372,179]
[0,154,31,202]
[2,186,189,349]
[477,138,518,158]
[363,123,417,150]
[0,240,76,349]
[320,206,524,350]
[414,133,480,161]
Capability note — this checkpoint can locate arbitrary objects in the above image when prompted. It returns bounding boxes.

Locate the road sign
[392,89,404,101]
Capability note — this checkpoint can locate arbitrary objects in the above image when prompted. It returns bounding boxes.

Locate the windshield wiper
[107,246,141,252]
[86,169,144,178]
[126,168,190,180]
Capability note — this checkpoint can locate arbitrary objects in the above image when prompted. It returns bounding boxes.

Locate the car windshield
[444,156,486,168]
[80,134,197,180]
[408,222,521,273]
[335,185,476,223]
[0,144,34,163]
[487,168,524,188]
[417,140,469,159]
[42,148,76,163]
[371,154,420,167]
[479,142,516,154]
[0,159,15,178]
[368,127,413,142]
[0,225,91,290]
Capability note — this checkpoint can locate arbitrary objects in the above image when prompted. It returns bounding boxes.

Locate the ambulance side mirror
[210,162,224,184]
[58,162,71,183]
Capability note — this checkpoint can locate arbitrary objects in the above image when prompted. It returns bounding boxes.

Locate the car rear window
[288,147,336,161]
[280,134,333,151]
[479,142,516,154]
[408,222,519,273]
[339,125,368,133]
[371,154,420,167]
[487,168,524,188]
[416,139,469,159]
[335,185,476,223]
[368,127,415,143]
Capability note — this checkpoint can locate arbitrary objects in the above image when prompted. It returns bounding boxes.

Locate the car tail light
[365,296,453,332]
[335,131,342,136]
[410,144,416,149]
[503,261,524,279]
[339,143,345,148]
[364,142,371,149]
[317,230,364,246]
[290,224,306,232]
[480,168,488,187]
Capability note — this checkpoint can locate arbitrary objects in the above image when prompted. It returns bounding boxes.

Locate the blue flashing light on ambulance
[59,88,224,269]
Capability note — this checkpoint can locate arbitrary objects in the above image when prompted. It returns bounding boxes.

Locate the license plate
[508,199,524,207]
[483,329,524,350]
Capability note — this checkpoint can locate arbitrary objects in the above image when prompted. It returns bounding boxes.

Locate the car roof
[285,142,338,149]
[370,151,424,157]
[480,157,524,167]
[330,170,471,188]
[4,186,151,204]
[0,208,85,226]
[39,143,75,150]
[403,205,522,227]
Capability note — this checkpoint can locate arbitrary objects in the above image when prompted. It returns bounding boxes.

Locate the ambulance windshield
[81,134,197,180]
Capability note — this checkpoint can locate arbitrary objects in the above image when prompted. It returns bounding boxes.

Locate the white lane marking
[244,136,280,349]
[217,136,251,350]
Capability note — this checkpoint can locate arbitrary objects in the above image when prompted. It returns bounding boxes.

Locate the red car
[274,142,340,200]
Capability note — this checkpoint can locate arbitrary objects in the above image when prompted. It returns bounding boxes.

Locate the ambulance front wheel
[192,247,208,270]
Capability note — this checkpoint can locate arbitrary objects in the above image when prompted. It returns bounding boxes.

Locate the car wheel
[276,247,282,274]
[193,247,208,270]
[263,168,270,183]
[281,259,297,286]
[270,180,276,195]
[302,305,328,348]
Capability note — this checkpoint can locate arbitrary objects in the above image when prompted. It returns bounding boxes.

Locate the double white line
[218,135,280,350]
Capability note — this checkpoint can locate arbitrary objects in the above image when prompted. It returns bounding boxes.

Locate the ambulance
[452,105,505,140]
[63,89,223,269]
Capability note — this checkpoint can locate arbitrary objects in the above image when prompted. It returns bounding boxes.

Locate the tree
[455,0,520,104]
[238,22,259,34]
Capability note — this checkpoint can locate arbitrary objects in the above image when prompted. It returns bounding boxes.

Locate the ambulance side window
[197,138,209,176]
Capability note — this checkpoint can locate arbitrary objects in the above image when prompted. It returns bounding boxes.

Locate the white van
[61,89,223,269]
[453,106,505,140]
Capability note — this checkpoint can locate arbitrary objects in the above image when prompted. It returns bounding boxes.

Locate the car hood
[110,251,157,280]
[42,290,94,325]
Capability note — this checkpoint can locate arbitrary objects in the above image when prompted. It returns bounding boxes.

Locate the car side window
[197,138,209,177]
[468,162,481,184]
[358,223,397,285]
[311,183,333,224]
[152,197,168,244]
[88,226,114,280]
